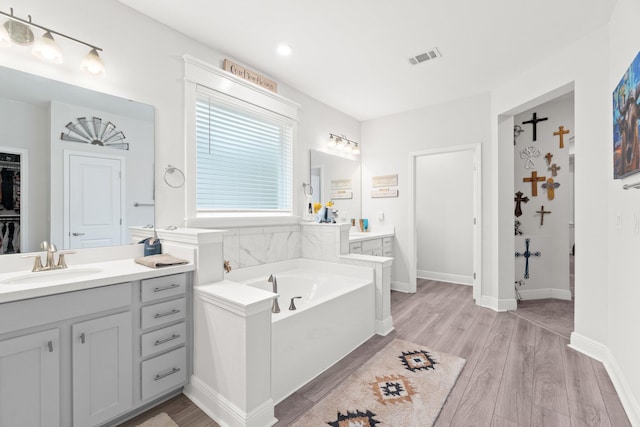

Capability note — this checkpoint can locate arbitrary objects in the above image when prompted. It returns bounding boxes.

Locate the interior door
[67,154,122,249]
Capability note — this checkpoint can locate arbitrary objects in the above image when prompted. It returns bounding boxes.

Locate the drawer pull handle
[154,309,180,319]
[80,333,86,344]
[153,283,181,293]
[155,334,181,346]
[48,341,53,352]
[154,367,181,381]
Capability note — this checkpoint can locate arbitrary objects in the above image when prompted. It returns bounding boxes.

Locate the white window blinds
[195,88,293,213]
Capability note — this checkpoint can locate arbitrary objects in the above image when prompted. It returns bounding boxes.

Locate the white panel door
[72,311,132,427]
[68,155,122,249]
[0,329,60,427]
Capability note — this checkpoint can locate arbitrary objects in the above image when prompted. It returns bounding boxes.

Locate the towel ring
[303,182,313,196]
[163,164,185,189]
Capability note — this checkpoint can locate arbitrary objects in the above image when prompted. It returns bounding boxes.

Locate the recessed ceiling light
[277,43,292,56]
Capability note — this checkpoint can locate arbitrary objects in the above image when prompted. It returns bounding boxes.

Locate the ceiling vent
[409,47,442,65]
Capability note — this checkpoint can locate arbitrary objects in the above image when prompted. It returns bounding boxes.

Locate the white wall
[513,96,573,299]
[361,93,491,291]
[415,150,473,284]
[0,0,360,232]
[606,0,640,422]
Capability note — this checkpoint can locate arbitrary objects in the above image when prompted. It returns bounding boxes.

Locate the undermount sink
[1,268,103,285]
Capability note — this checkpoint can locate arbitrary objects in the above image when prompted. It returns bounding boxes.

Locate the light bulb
[327,135,336,148]
[81,48,105,76]
[335,138,344,151]
[344,142,353,153]
[32,31,63,63]
[276,43,292,56]
[352,143,360,155]
[0,23,10,47]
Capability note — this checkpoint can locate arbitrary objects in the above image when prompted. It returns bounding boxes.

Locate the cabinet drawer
[383,248,393,257]
[362,238,382,252]
[141,298,186,330]
[383,237,393,247]
[349,242,362,253]
[141,346,187,401]
[0,283,131,335]
[141,273,187,303]
[141,322,186,358]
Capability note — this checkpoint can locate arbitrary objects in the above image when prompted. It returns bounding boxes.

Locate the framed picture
[613,51,640,179]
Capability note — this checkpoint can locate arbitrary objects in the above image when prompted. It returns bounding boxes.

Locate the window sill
[185,215,301,229]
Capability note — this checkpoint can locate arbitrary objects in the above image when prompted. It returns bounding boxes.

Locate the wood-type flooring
[120,279,630,427]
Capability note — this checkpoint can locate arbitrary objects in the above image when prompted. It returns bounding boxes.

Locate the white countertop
[0,259,195,304]
[349,230,395,243]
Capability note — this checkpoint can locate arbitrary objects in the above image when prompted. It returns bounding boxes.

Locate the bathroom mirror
[0,65,154,253]
[310,150,361,221]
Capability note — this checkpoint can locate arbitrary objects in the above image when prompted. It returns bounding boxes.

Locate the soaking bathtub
[226,258,375,403]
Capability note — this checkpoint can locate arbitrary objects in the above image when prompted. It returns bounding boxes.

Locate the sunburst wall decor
[60,116,129,150]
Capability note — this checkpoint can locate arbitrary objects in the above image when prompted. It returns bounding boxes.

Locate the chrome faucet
[23,241,75,272]
[268,274,281,313]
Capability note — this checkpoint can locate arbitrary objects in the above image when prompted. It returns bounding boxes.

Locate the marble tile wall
[300,224,350,263]
[223,225,301,269]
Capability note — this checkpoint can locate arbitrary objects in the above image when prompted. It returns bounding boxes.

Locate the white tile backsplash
[239,234,266,267]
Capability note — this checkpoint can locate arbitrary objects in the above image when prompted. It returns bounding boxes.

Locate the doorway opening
[409,143,481,301]
[511,92,575,338]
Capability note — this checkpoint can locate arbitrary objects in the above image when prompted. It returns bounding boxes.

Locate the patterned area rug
[135,412,178,427]
[291,339,465,427]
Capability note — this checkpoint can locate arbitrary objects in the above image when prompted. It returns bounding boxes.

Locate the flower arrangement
[313,201,334,214]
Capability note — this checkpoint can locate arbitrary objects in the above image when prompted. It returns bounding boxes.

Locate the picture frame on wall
[613,51,640,179]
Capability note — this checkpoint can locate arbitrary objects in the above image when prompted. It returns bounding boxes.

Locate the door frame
[409,143,482,301]
[0,146,28,253]
[63,150,126,249]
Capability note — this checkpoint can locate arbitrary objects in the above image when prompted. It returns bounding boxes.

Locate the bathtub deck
[119,280,631,427]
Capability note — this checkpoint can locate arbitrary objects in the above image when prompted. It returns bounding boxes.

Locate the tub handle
[289,296,302,311]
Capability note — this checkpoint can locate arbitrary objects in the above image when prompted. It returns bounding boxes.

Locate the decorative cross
[523,171,546,197]
[520,146,541,169]
[541,178,560,200]
[553,125,570,148]
[536,206,552,226]
[522,112,548,141]
[513,125,524,145]
[515,238,541,279]
[548,163,561,176]
[514,191,529,217]
[545,152,553,166]
[515,220,523,236]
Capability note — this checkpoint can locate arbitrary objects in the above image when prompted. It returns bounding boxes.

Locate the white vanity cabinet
[0,329,60,427]
[72,312,133,427]
[349,234,393,257]
[0,270,192,427]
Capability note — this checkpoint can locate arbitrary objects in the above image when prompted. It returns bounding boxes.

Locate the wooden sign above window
[223,59,278,93]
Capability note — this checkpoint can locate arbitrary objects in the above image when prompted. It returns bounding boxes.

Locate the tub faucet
[268,274,281,313]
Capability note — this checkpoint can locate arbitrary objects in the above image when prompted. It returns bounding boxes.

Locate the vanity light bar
[328,133,360,155]
[0,7,105,75]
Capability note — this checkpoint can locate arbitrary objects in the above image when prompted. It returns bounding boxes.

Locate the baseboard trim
[570,333,640,426]
[376,317,394,336]
[518,288,572,301]
[391,281,411,293]
[569,332,607,361]
[602,349,640,426]
[416,270,473,286]
[480,295,517,312]
[184,376,277,427]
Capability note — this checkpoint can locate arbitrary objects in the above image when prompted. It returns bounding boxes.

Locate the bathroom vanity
[349,231,394,257]
[0,257,194,427]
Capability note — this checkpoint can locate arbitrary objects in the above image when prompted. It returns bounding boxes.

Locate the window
[184,55,299,226]
[195,88,293,214]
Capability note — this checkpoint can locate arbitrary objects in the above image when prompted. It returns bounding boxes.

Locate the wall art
[613,51,640,179]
